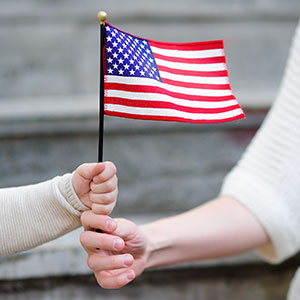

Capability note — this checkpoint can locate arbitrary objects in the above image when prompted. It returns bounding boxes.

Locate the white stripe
[107,90,238,109]
[155,59,226,72]
[106,76,232,97]
[151,46,224,59]
[159,71,229,85]
[105,104,243,120]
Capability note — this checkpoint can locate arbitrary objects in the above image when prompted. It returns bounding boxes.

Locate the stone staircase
[0,0,300,299]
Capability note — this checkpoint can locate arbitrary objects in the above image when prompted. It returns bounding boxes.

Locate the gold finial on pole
[97,11,107,25]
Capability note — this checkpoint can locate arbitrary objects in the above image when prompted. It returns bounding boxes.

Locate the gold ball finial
[97,11,107,25]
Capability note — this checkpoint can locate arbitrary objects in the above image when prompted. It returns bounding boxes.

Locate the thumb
[76,163,106,181]
[113,218,139,242]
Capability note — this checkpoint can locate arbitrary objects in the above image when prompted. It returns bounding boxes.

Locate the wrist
[139,221,174,269]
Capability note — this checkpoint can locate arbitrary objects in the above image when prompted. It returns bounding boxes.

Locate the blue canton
[105,25,161,82]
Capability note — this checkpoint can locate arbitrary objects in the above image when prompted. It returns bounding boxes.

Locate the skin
[80,196,270,289]
[73,161,118,214]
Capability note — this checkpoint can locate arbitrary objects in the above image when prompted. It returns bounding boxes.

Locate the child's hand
[72,162,118,214]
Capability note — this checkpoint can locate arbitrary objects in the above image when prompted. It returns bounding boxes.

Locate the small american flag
[104,23,245,123]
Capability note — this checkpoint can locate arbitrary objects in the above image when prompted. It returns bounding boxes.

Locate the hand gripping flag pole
[97,11,107,162]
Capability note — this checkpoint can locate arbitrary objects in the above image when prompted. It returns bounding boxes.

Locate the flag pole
[97,11,107,162]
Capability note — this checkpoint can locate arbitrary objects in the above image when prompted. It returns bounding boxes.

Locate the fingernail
[113,238,123,250]
[93,177,100,184]
[106,220,115,231]
[126,271,134,281]
[123,255,132,267]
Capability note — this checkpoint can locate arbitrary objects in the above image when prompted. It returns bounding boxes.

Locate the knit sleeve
[0,173,88,256]
[220,21,300,264]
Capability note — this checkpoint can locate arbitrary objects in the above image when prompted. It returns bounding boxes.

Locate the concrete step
[0,95,266,215]
[0,0,299,105]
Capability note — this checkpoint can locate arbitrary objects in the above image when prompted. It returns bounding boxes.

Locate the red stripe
[157,65,228,77]
[153,53,226,64]
[161,78,230,90]
[105,82,236,102]
[104,110,245,124]
[148,40,224,51]
[105,97,240,114]
[105,22,224,51]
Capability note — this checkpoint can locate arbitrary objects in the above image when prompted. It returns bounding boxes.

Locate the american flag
[104,23,245,123]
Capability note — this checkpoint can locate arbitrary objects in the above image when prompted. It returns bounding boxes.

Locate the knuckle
[110,256,120,268]
[105,181,114,192]
[102,193,113,204]
[106,161,117,174]
[87,255,97,270]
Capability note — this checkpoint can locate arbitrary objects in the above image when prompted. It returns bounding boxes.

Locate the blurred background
[0,0,299,299]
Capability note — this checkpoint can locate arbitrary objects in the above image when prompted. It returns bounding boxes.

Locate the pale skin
[80,195,270,289]
[73,161,118,214]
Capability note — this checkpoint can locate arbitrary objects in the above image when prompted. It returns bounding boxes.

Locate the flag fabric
[103,23,245,123]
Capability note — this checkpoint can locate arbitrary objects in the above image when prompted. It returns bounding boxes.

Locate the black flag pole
[97,11,107,162]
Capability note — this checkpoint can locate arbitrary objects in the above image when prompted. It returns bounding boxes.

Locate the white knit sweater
[0,173,87,256]
[221,21,300,299]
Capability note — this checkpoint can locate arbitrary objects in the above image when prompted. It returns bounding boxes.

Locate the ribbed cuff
[57,173,89,214]
[220,170,299,264]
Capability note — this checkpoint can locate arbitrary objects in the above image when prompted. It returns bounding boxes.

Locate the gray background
[0,0,299,299]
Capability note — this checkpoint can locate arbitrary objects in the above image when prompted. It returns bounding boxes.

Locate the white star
[107,36,112,42]
[117,38,121,43]
[108,68,113,74]
[149,73,153,77]
[133,55,137,60]
[149,58,154,63]
[118,47,123,53]
[113,63,118,69]
[135,65,140,70]
[143,40,147,44]
[118,69,124,75]
[129,70,135,75]
[111,32,116,37]
[123,43,127,48]
[124,64,129,69]
[118,58,124,64]
[146,49,151,54]
[112,41,118,47]
[124,53,129,59]
[113,52,118,58]
[107,58,113,63]
[107,47,112,53]
[129,59,134,64]
[156,76,160,80]
[140,70,145,76]
[106,26,110,31]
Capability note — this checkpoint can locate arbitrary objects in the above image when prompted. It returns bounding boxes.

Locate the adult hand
[80,210,148,288]
[73,162,118,214]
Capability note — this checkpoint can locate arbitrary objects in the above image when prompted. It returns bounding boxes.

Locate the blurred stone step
[0,96,266,215]
[0,0,299,102]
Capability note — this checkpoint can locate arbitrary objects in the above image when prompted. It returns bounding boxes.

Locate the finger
[92,161,117,184]
[95,269,135,289]
[89,189,118,205]
[90,176,118,194]
[80,230,125,251]
[113,218,139,242]
[91,202,116,215]
[87,253,134,272]
[81,210,116,232]
[77,163,106,181]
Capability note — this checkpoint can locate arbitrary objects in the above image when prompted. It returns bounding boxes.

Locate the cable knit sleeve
[220,21,300,264]
[0,173,88,256]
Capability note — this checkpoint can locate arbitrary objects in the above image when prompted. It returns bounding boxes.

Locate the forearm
[141,196,270,269]
[0,174,86,256]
